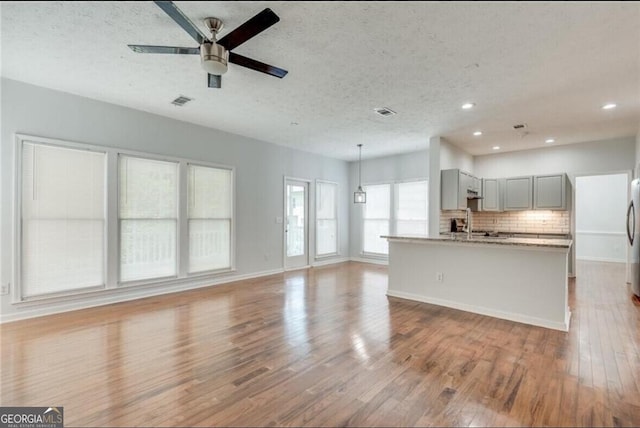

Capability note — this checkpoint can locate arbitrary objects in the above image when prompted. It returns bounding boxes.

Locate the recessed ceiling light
[473,131,483,136]
[602,103,617,110]
[545,138,555,144]
[461,102,475,110]
[492,146,500,150]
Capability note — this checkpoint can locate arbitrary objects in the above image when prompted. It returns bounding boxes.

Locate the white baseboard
[349,256,388,266]
[284,265,311,272]
[1,268,284,324]
[576,256,626,263]
[386,290,570,332]
[312,257,350,267]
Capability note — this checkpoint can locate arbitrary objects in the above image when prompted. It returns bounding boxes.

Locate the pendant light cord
[358,144,362,188]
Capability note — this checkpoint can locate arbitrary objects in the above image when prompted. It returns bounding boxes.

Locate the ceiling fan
[128,1,288,88]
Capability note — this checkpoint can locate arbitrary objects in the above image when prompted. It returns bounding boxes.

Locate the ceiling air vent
[171,95,193,106]
[374,107,397,117]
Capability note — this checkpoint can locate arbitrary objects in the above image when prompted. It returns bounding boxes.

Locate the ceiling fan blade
[217,8,280,51]
[154,1,208,45]
[208,74,221,88]
[229,52,288,78]
[128,45,200,55]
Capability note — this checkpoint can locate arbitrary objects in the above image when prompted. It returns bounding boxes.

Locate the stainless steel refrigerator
[627,178,640,297]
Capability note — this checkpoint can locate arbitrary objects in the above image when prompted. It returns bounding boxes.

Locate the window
[362,184,391,255]
[119,155,178,282]
[16,135,237,301]
[395,180,429,235]
[316,181,338,256]
[188,164,233,273]
[21,141,106,297]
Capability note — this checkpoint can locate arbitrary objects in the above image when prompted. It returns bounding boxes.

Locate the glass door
[285,180,309,270]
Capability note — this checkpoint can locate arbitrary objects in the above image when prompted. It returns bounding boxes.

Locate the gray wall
[348,149,429,257]
[0,78,350,321]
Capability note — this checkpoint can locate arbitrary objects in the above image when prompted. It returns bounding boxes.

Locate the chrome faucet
[465,207,472,239]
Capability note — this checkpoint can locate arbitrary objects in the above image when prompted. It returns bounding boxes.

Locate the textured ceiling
[1,1,639,160]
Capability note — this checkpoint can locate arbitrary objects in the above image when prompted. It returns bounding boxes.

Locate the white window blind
[188,164,232,273]
[119,156,178,282]
[316,181,338,256]
[362,184,390,254]
[396,180,429,236]
[21,142,106,297]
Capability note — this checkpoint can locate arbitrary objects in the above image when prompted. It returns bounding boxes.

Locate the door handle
[627,200,635,246]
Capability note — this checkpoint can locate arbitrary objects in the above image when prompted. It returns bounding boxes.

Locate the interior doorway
[574,173,629,276]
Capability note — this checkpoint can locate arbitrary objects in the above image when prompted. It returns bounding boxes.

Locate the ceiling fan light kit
[200,17,228,75]
[200,42,228,75]
[128,1,288,88]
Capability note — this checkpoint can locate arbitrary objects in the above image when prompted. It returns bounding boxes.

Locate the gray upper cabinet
[504,176,533,210]
[534,173,569,210]
[441,169,481,210]
[441,169,467,210]
[443,170,569,212]
[472,177,481,193]
[481,178,502,211]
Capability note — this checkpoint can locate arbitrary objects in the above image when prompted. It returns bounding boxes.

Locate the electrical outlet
[436,272,444,282]
[1,283,9,295]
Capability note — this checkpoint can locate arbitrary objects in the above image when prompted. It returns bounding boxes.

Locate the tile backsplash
[440,210,571,234]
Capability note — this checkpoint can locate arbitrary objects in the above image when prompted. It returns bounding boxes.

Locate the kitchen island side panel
[386,240,570,331]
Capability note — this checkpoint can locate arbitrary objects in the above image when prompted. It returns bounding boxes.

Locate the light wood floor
[2,261,639,427]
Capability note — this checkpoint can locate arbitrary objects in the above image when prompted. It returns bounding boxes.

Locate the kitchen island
[383,235,573,331]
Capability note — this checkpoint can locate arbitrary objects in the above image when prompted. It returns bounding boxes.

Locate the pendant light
[354,144,366,204]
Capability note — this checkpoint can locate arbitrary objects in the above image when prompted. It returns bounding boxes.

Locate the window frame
[117,153,180,285]
[13,134,236,304]
[315,179,339,259]
[185,162,235,276]
[360,178,429,259]
[394,179,429,237]
[361,182,392,257]
[14,135,109,302]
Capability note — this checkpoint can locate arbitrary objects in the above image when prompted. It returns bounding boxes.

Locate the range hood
[467,189,484,200]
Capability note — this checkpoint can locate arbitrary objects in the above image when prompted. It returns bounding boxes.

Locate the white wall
[636,130,640,178]
[348,148,430,257]
[428,137,441,237]
[0,79,350,322]
[440,138,474,172]
[575,174,628,263]
[474,137,636,178]
[431,138,474,236]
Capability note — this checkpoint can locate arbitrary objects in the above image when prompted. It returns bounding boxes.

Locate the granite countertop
[382,234,573,249]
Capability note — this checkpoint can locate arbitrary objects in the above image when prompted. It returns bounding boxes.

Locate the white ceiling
[2,1,639,161]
